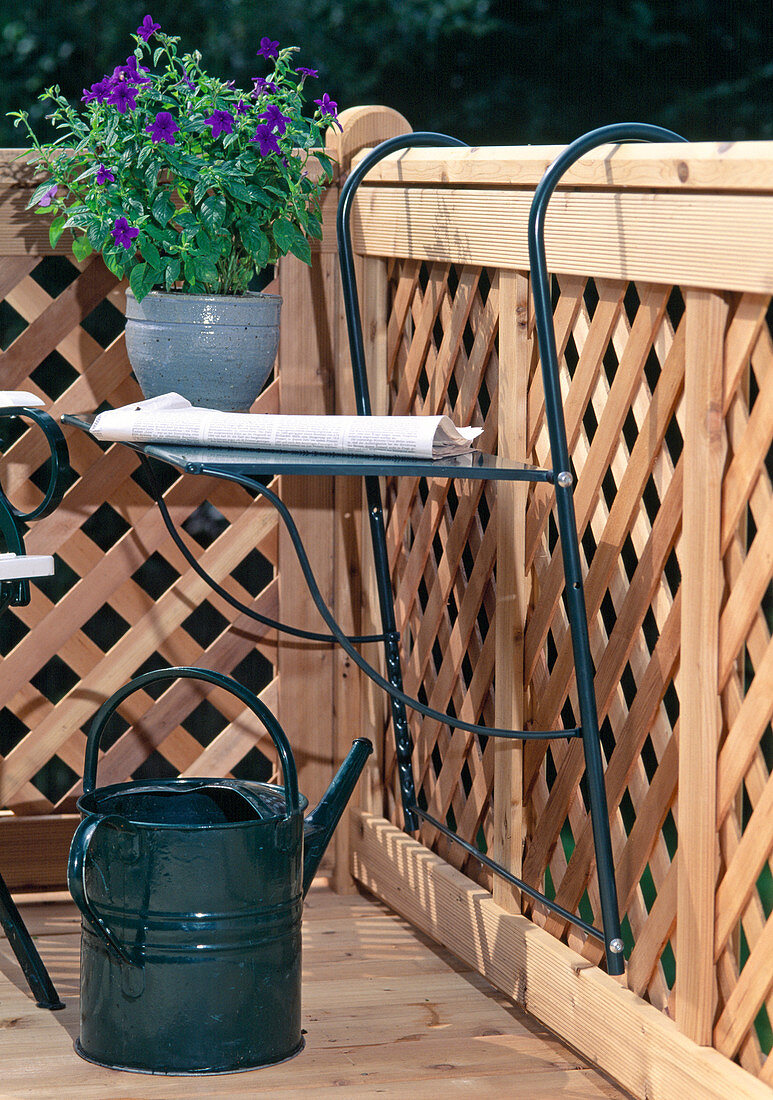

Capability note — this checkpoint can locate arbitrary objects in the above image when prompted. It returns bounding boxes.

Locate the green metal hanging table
[64,122,689,979]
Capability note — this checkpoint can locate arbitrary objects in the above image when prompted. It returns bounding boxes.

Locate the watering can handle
[68,813,140,965]
[82,666,300,814]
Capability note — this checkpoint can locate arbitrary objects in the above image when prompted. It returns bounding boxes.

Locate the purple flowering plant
[9,20,338,299]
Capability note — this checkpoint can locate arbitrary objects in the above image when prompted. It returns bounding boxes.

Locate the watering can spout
[302,738,373,897]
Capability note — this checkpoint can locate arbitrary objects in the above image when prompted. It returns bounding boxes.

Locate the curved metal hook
[527,122,687,478]
[0,405,70,608]
[0,406,69,523]
[337,132,468,417]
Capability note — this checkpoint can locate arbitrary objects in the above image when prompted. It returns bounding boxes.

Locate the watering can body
[68,667,372,1075]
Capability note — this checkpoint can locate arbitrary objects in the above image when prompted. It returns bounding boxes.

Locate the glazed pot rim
[125,288,282,303]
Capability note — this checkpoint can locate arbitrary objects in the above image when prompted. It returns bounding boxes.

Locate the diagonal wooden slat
[0,256,118,387]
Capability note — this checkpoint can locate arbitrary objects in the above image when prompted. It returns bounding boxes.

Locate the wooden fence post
[493,270,530,911]
[676,287,729,1043]
[276,217,337,819]
[324,106,412,887]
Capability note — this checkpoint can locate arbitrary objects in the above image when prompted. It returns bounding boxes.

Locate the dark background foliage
[2,0,772,149]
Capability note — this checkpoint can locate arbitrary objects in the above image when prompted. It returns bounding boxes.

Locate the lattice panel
[712,296,773,1080]
[354,256,772,1081]
[381,256,773,1069]
[381,259,499,885]
[0,253,282,817]
[520,283,772,1078]
[521,275,686,1005]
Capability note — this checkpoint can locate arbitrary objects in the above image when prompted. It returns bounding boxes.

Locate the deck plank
[0,881,629,1098]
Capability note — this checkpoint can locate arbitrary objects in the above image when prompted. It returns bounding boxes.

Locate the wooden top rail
[347,141,773,294]
[352,141,773,192]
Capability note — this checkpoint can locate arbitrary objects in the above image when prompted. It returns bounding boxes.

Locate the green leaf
[238,220,270,268]
[164,257,181,290]
[143,223,166,242]
[194,229,223,263]
[271,218,312,265]
[174,211,199,233]
[315,152,334,180]
[144,159,161,192]
[183,257,198,286]
[140,239,161,269]
[288,234,312,266]
[129,263,147,300]
[201,194,226,236]
[272,218,296,254]
[194,253,219,284]
[193,177,211,205]
[86,220,109,252]
[48,214,67,249]
[28,180,58,210]
[71,235,93,262]
[129,262,158,302]
[223,179,253,203]
[151,191,175,227]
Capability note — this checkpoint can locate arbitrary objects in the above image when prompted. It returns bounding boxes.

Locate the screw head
[556,471,573,488]
[609,938,625,954]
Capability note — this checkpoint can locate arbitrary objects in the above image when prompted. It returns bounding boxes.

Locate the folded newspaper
[0,391,45,408]
[89,393,483,460]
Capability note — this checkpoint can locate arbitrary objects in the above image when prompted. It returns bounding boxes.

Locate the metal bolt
[608,938,625,954]
[556,471,573,488]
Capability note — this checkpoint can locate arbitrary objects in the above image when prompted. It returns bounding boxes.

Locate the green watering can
[68,667,372,1075]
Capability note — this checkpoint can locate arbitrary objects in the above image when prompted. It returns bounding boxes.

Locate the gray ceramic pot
[124,289,282,412]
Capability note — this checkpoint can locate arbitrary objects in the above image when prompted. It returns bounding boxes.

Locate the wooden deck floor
[0,881,630,1098]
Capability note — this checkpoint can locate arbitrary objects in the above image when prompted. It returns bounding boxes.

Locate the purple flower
[137,15,161,41]
[107,81,139,114]
[205,109,234,138]
[121,55,152,85]
[257,37,279,59]
[145,111,179,145]
[179,69,196,91]
[234,99,249,116]
[37,184,58,208]
[111,216,139,251]
[82,77,113,104]
[251,76,278,97]
[314,93,338,119]
[249,124,281,157]
[257,103,289,135]
[297,67,319,79]
[314,92,342,131]
[95,164,115,186]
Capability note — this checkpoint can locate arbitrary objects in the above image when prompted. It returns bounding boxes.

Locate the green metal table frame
[64,122,689,977]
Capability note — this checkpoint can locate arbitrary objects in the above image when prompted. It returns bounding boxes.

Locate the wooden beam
[351,811,771,1100]
[0,815,78,891]
[277,253,336,814]
[352,141,773,193]
[676,289,728,1043]
[492,271,529,912]
[351,187,773,293]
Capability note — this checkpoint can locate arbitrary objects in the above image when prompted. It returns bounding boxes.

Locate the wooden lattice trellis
[349,133,773,1089]
[0,250,285,830]
[1,114,772,1097]
[376,256,773,1078]
[381,260,499,875]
